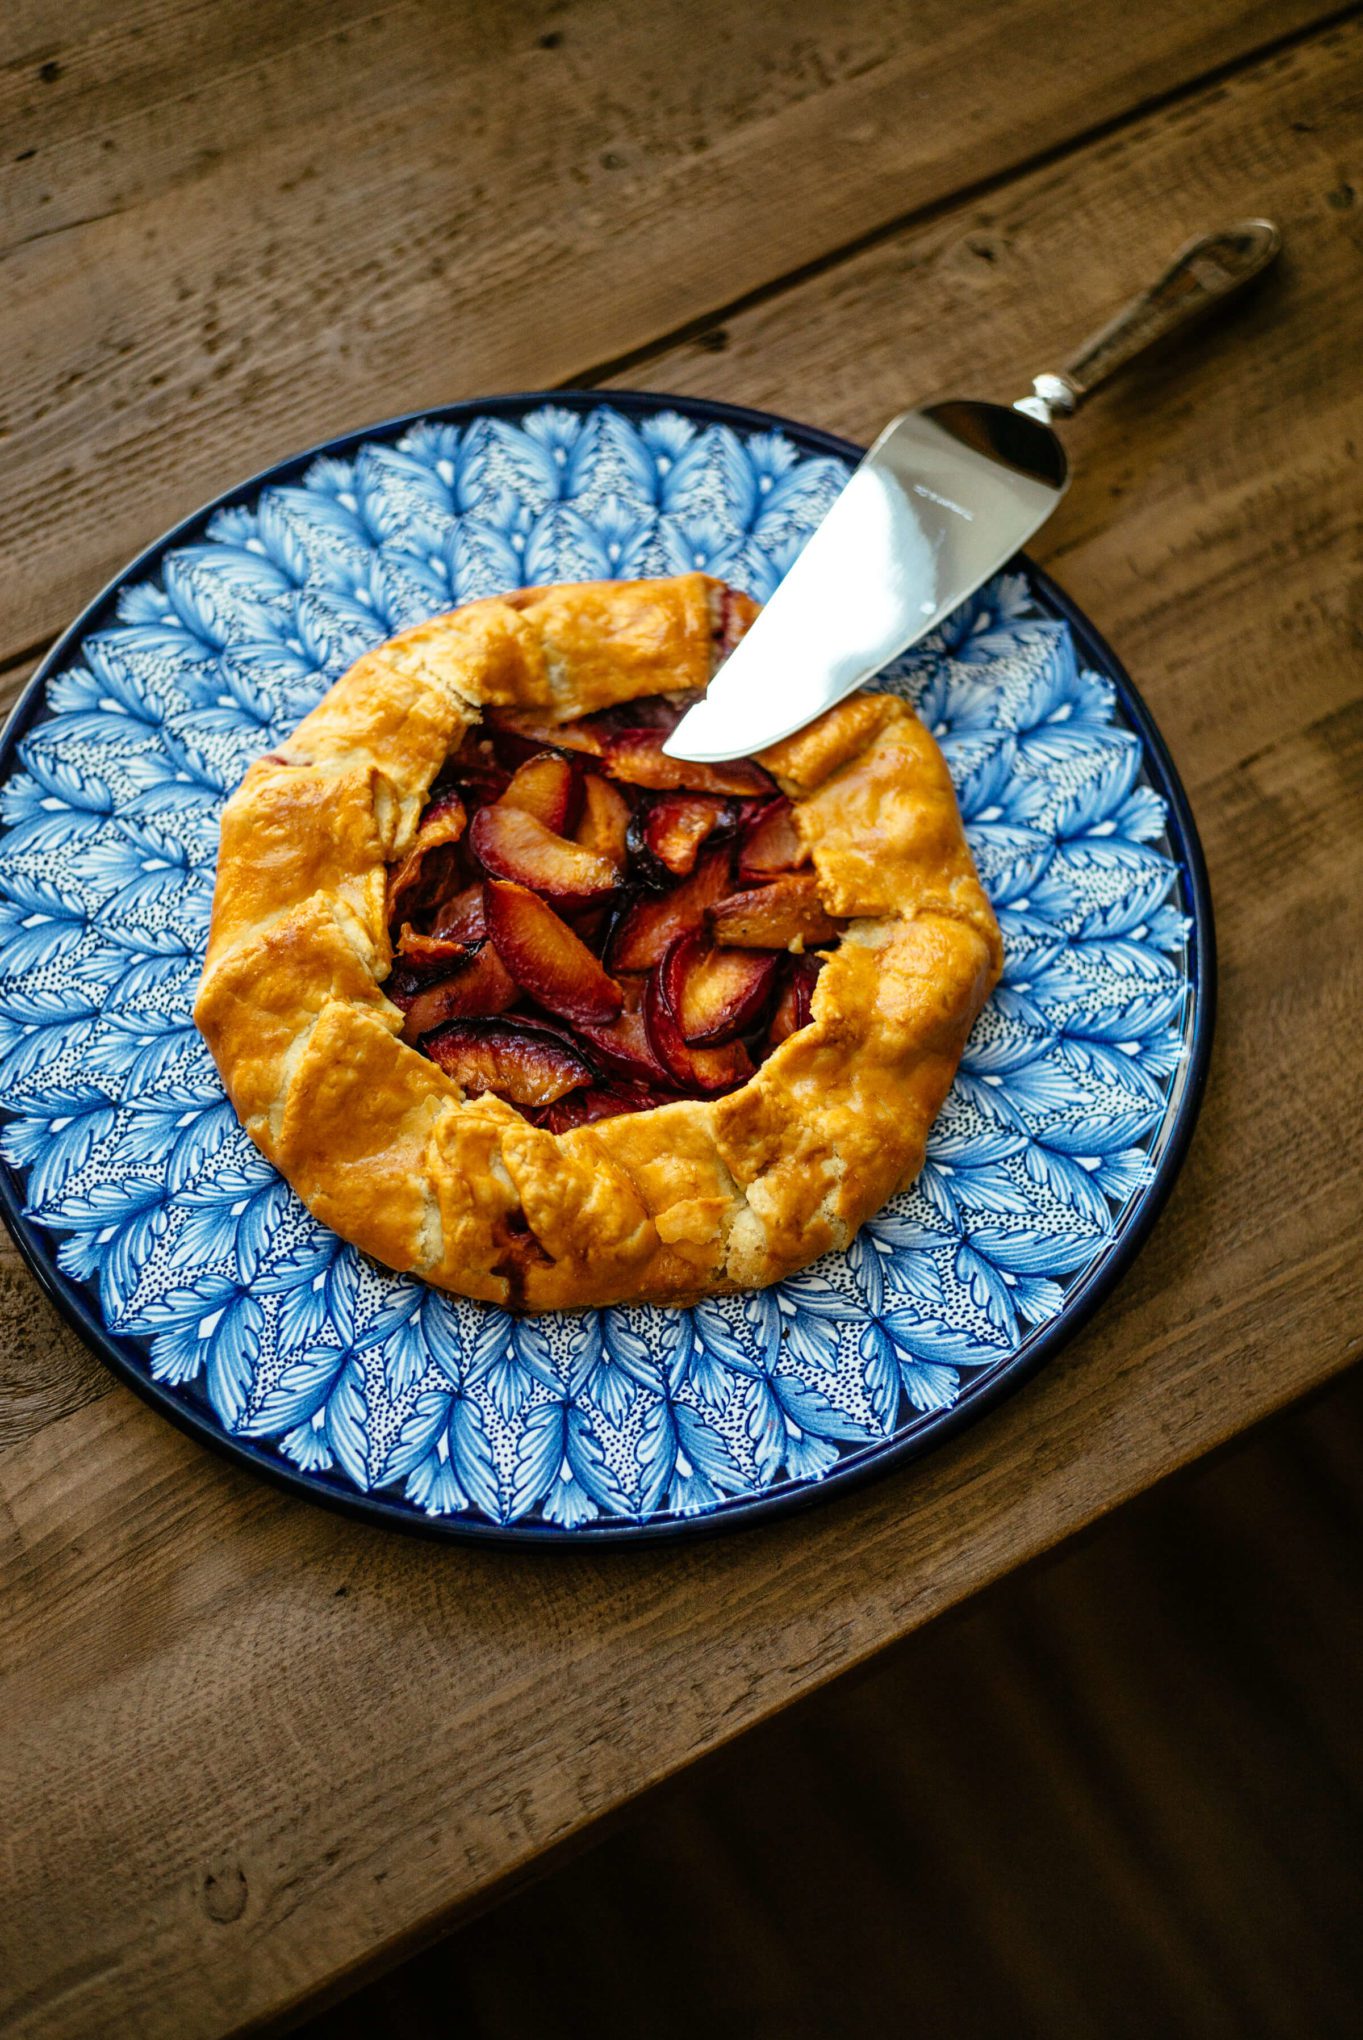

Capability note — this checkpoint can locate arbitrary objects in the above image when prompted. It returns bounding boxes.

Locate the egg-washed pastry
[195,574,1001,1310]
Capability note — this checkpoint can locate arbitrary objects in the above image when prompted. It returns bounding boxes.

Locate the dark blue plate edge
[0,388,1216,1549]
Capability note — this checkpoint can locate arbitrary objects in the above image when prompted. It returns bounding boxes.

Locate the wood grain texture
[307,1369,1363,2040]
[2,6,1362,2037]
[0,1238,109,1453]
[617,17,1363,797]
[0,651,39,724]
[0,0,1337,668]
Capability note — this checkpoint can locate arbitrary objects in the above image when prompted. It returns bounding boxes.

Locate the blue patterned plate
[0,393,1212,1542]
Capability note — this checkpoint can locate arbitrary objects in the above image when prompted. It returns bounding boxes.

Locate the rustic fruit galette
[195,574,1001,1310]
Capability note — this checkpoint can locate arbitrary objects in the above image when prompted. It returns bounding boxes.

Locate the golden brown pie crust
[194,574,1002,1310]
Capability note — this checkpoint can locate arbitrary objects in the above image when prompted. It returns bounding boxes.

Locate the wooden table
[1,5,1359,2033]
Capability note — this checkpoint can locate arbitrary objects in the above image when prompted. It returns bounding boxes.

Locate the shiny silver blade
[663,402,1068,762]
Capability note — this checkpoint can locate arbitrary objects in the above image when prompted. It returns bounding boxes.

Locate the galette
[194,573,1001,1310]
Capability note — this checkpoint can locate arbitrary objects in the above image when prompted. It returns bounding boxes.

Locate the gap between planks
[0,0,1349,669]
[568,0,1363,388]
[602,18,1363,802]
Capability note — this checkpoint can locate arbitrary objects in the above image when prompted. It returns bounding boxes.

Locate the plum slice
[483,878,623,1027]
[395,883,487,967]
[500,751,582,835]
[606,846,734,973]
[663,932,779,1046]
[574,772,631,872]
[575,974,674,1088]
[539,1081,680,1135]
[442,732,510,804]
[432,884,488,943]
[389,944,519,1042]
[633,793,730,878]
[588,693,689,735]
[423,1015,594,1107]
[764,953,825,1053]
[485,707,605,761]
[736,795,809,883]
[386,789,467,926]
[395,927,480,972]
[469,801,620,907]
[710,872,841,950]
[714,584,758,656]
[599,725,773,798]
[644,940,755,1094]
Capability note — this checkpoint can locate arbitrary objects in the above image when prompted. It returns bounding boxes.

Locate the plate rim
[0,387,1216,1547]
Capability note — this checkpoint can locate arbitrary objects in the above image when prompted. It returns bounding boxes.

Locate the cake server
[663,220,1280,763]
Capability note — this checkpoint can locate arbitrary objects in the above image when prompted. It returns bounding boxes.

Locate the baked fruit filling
[194,572,1001,1311]
[384,695,847,1130]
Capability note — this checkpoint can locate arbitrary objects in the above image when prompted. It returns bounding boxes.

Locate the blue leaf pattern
[0,401,1197,1529]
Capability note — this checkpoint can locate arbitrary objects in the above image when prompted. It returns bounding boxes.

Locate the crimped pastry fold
[195,575,1001,1310]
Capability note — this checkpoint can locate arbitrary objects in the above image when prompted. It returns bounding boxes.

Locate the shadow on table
[303,1364,1363,2040]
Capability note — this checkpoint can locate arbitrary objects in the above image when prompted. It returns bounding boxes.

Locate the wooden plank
[305,1374,1363,2039]
[2,708,1361,2035]
[0,655,36,725]
[0,0,1339,668]
[0,1236,110,1454]
[614,16,1363,797]
[1,22,1361,2035]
